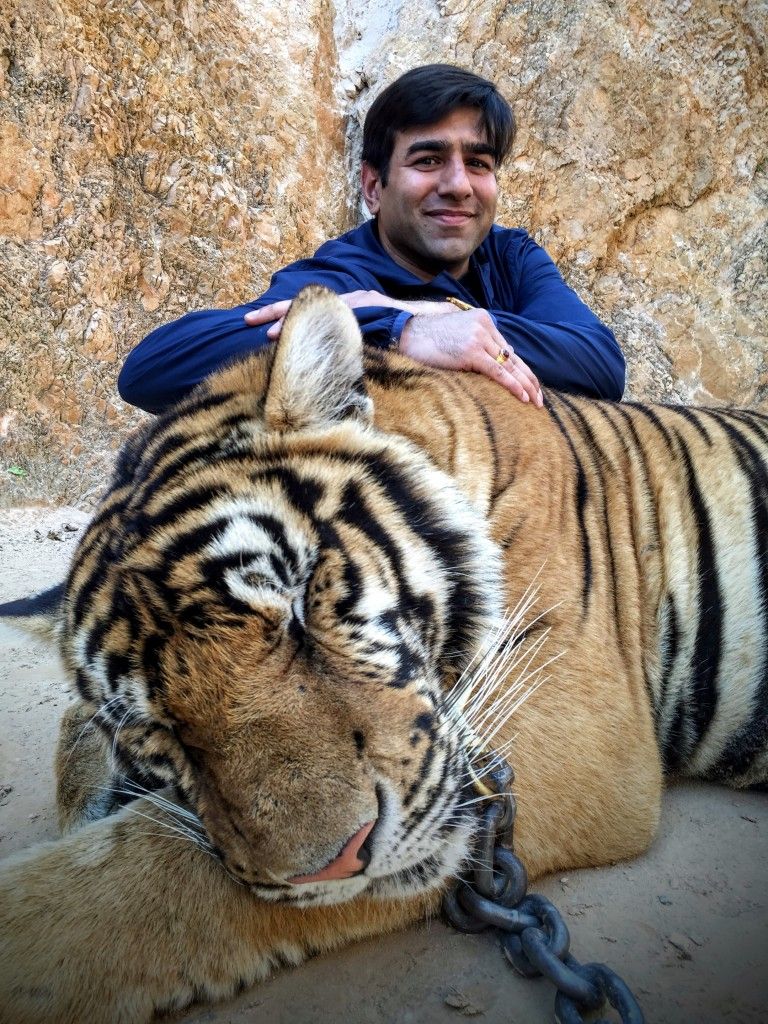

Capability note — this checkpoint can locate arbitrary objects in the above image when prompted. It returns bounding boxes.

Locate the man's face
[361,106,498,281]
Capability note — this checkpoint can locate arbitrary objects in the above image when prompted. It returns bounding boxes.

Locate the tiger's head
[60,287,505,906]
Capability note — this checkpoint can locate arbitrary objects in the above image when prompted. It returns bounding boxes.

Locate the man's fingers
[486,336,543,407]
[486,353,531,402]
[244,300,293,327]
[474,346,543,407]
[266,316,286,340]
[506,352,544,407]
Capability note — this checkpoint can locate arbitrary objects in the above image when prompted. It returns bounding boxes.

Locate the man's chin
[419,242,478,276]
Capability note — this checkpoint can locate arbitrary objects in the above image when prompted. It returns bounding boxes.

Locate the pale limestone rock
[339,0,767,407]
[1,0,766,505]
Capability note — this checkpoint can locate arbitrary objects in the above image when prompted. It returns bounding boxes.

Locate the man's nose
[437,157,472,197]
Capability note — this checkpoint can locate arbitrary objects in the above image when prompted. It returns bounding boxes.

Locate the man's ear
[361,162,382,216]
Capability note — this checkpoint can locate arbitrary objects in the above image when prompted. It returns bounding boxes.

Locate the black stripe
[164,387,239,421]
[269,552,292,586]
[315,519,363,622]
[402,736,442,810]
[338,478,424,613]
[403,753,455,828]
[249,466,326,516]
[348,453,489,662]
[84,616,111,678]
[140,633,169,696]
[664,692,688,773]
[114,386,240,498]
[362,355,427,390]
[666,406,713,446]
[702,415,768,780]
[106,651,132,683]
[703,407,768,446]
[557,396,623,637]
[677,435,722,749]
[657,597,684,771]
[624,403,678,452]
[546,398,593,612]
[71,571,111,635]
[74,668,93,701]
[389,644,428,689]
[131,437,236,507]
[464,395,503,503]
[611,405,662,555]
[161,512,301,580]
[129,412,261,508]
[67,497,125,571]
[143,483,227,533]
[111,417,164,488]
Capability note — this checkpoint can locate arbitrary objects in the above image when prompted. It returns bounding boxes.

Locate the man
[118,65,624,414]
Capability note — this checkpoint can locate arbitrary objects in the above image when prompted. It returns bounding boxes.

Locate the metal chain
[443,762,645,1024]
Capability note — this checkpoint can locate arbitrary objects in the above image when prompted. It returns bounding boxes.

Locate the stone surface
[1,0,345,505]
[1,0,766,505]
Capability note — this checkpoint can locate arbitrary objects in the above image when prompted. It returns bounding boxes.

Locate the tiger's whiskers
[91,779,212,854]
[63,695,124,767]
[442,567,564,783]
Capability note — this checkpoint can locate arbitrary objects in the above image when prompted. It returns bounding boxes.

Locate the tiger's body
[0,287,766,1023]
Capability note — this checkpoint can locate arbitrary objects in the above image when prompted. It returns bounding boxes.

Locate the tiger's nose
[288,820,375,884]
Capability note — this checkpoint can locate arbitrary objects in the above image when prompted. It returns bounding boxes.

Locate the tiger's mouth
[287,819,376,884]
[235,767,479,906]
[286,784,387,885]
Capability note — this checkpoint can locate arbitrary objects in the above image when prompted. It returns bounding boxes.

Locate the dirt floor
[1,507,766,1024]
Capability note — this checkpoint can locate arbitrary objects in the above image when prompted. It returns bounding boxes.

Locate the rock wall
[1,0,766,505]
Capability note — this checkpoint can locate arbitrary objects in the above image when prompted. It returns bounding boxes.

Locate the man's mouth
[424,210,475,226]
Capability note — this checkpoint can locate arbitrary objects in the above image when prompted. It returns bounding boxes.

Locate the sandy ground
[1,507,766,1024]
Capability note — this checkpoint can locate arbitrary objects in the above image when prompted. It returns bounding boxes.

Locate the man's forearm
[118,302,407,414]
[117,306,273,413]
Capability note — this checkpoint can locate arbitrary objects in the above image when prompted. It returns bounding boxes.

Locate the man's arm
[357,234,623,404]
[488,233,625,400]
[117,269,410,414]
[247,294,543,407]
[119,232,620,414]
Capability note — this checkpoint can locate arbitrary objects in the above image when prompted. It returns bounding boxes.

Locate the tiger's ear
[264,286,373,432]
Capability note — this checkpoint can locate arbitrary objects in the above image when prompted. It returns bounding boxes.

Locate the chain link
[443,761,645,1024]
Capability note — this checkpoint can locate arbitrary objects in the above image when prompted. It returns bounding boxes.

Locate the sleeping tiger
[0,286,766,1023]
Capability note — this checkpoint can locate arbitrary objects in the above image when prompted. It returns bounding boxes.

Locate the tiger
[0,285,766,1023]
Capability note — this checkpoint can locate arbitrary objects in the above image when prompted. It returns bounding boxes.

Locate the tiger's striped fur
[0,286,765,1022]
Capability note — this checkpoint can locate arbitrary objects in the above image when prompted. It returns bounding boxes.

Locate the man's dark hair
[362,64,515,185]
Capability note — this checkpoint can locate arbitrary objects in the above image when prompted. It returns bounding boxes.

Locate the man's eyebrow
[404,139,496,159]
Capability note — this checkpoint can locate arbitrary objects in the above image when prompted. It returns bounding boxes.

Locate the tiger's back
[355,349,768,790]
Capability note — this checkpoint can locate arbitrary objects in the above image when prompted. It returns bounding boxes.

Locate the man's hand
[243,291,543,407]
[399,309,543,407]
[243,290,453,339]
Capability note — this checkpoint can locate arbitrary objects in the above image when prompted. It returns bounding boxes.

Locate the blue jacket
[118,221,625,412]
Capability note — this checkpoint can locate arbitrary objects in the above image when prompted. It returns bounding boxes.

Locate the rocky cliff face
[1,0,766,505]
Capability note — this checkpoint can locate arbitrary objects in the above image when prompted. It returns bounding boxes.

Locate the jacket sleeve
[117,266,406,414]
[489,236,625,400]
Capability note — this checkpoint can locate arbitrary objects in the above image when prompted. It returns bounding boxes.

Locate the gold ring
[495,347,511,365]
[445,296,474,311]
